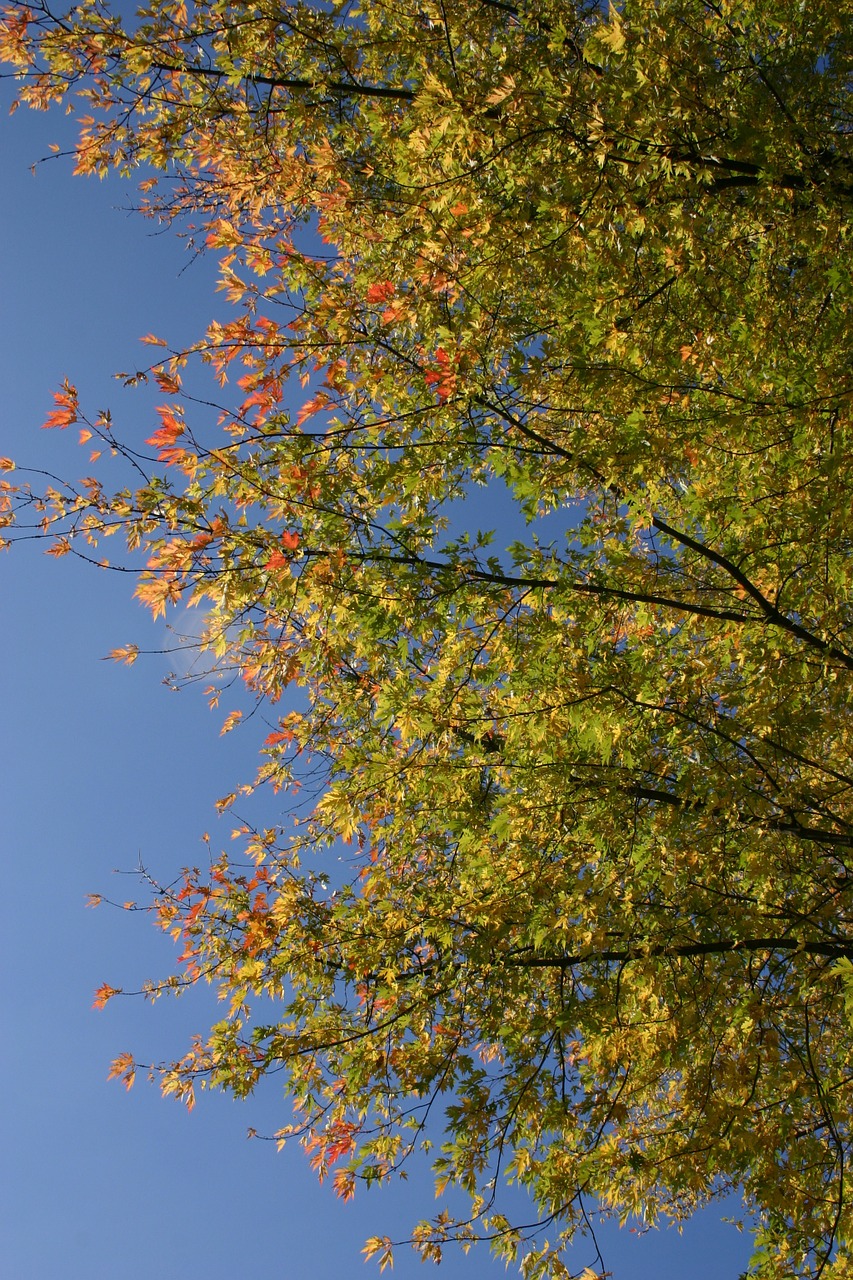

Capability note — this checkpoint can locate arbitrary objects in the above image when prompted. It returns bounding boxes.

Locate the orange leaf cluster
[93,982,122,1010]
[146,405,185,462]
[42,380,78,430]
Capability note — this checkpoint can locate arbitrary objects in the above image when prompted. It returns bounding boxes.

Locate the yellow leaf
[220,708,243,735]
[106,644,139,666]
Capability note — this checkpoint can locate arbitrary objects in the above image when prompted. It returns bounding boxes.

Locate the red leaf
[366,280,394,303]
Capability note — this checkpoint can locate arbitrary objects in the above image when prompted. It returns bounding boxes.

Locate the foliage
[3,0,853,1274]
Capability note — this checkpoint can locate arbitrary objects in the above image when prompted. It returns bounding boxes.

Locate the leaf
[146,405,185,460]
[105,644,139,666]
[220,708,243,735]
[93,983,122,1010]
[42,380,78,429]
[366,281,395,304]
[107,1051,136,1091]
[134,574,182,619]
[362,1238,394,1272]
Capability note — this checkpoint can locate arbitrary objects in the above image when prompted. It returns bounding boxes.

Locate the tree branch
[651,517,853,671]
[507,935,853,968]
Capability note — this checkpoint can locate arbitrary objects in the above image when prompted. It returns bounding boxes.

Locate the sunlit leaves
[4,0,853,1276]
[93,982,122,1010]
[134,572,183,619]
[107,1050,136,1091]
[42,380,77,430]
[106,644,139,666]
[219,708,242,736]
[362,1237,395,1273]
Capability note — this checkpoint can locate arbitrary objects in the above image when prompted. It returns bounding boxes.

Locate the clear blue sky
[0,78,754,1280]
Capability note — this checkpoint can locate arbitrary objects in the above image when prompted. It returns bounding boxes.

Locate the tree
[2,0,853,1274]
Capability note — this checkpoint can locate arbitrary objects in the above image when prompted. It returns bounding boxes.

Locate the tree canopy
[3,0,853,1274]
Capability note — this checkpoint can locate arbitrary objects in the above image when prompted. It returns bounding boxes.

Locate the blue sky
[0,77,755,1280]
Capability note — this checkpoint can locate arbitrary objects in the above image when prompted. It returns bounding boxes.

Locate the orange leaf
[220,708,243,735]
[333,1168,357,1202]
[42,380,78,430]
[107,1051,136,1091]
[295,392,329,429]
[266,548,288,571]
[146,405,185,459]
[93,982,122,1010]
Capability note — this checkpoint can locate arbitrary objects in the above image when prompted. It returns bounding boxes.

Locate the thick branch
[652,517,853,671]
[507,935,853,968]
[350,550,768,625]
[151,61,416,102]
[593,780,853,850]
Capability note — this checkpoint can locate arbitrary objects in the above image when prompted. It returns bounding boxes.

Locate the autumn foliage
[3,0,853,1276]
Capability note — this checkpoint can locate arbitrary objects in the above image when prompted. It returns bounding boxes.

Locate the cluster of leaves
[3,0,853,1275]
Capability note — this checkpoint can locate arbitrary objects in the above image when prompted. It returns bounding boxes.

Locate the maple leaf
[295,392,330,429]
[363,1238,394,1273]
[146,406,185,460]
[93,982,122,1010]
[134,573,183,619]
[106,644,139,666]
[332,1168,357,1202]
[153,367,182,394]
[107,1051,136,1091]
[42,380,78,429]
[220,709,243,735]
[366,280,395,303]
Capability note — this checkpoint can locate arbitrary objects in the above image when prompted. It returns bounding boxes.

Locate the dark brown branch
[350,549,759,625]
[151,61,416,102]
[601,781,853,849]
[507,935,853,968]
[651,517,853,671]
